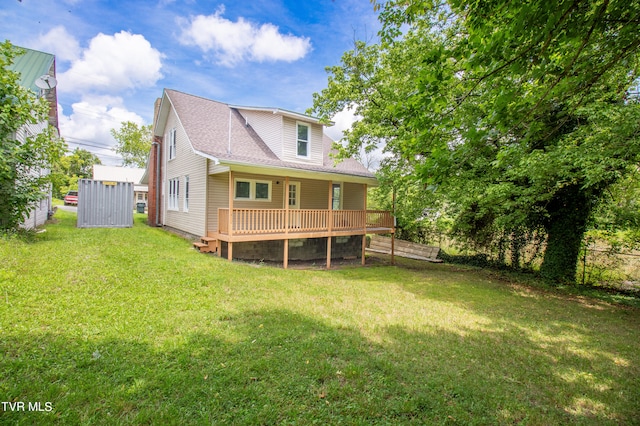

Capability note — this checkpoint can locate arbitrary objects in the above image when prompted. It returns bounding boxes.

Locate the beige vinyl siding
[298,178,330,209]
[164,108,208,236]
[237,109,283,157]
[232,172,284,208]
[342,182,365,210]
[281,117,323,165]
[207,173,229,234]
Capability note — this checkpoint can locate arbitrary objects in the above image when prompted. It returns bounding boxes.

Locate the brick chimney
[147,97,163,227]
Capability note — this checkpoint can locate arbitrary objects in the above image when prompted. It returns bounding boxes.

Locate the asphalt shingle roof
[165,89,375,180]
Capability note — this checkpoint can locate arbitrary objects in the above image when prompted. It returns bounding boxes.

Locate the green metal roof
[7,46,55,94]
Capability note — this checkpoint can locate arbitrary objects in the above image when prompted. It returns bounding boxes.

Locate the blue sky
[1,0,380,165]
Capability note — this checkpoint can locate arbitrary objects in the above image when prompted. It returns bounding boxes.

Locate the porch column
[228,170,234,261]
[391,188,396,265]
[327,180,333,269]
[362,184,367,265]
[284,176,289,269]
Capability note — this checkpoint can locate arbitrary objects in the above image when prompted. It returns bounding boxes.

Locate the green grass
[1,210,639,424]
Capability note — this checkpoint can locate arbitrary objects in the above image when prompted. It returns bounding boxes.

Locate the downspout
[152,141,160,226]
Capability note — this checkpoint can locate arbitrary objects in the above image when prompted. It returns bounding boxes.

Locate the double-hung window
[168,128,177,160]
[297,123,309,158]
[184,176,189,212]
[168,177,179,210]
[234,179,271,201]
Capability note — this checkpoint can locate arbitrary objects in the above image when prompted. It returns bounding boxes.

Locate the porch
[197,208,395,268]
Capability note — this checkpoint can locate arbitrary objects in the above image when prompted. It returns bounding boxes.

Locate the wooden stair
[193,236,218,253]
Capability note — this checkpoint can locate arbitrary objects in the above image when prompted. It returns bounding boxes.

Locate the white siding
[17,120,52,229]
[281,117,324,165]
[237,109,283,157]
[163,107,208,236]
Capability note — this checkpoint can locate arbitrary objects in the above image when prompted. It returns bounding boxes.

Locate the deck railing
[218,208,393,236]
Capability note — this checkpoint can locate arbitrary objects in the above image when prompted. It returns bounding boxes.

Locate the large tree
[50,148,102,198]
[0,41,66,231]
[311,0,640,283]
[111,121,152,168]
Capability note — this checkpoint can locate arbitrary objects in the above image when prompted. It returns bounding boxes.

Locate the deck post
[228,170,234,261]
[284,176,289,268]
[284,239,289,269]
[327,180,333,269]
[362,184,367,266]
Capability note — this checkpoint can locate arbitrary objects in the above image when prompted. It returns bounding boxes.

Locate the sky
[1,0,381,165]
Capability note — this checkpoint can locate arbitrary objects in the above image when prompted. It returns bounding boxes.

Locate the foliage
[0,40,66,231]
[312,0,640,284]
[50,148,101,198]
[0,210,638,423]
[111,121,152,168]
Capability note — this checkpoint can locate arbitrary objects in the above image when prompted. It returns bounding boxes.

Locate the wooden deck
[216,208,394,242]
[194,208,395,269]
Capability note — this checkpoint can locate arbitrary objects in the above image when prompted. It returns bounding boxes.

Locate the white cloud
[31,26,81,62]
[326,106,359,142]
[178,6,311,66]
[59,95,144,165]
[59,31,163,93]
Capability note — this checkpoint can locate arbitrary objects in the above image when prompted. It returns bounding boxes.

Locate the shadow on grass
[2,309,637,425]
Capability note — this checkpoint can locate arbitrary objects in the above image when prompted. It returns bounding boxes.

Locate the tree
[50,148,102,198]
[111,121,152,168]
[0,41,66,231]
[311,0,640,283]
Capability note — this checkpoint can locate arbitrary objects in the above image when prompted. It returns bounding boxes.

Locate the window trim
[184,175,189,212]
[296,122,310,159]
[168,128,177,160]
[168,177,180,210]
[234,178,272,202]
[331,182,342,210]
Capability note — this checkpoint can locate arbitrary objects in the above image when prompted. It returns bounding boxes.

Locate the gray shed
[77,179,133,228]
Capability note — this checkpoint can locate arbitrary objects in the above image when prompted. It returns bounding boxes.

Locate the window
[184,176,189,212]
[235,181,251,199]
[168,177,179,210]
[168,128,177,160]
[255,182,269,200]
[234,179,271,201]
[297,123,309,158]
[332,183,341,210]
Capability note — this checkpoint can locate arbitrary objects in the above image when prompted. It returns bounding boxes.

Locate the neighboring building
[92,165,148,207]
[142,89,395,268]
[8,46,59,229]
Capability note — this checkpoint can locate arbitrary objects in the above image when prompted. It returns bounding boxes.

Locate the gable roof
[157,89,376,183]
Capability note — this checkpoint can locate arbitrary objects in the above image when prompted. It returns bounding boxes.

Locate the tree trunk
[540,185,592,284]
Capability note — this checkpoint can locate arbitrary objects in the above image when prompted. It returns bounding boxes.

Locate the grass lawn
[1,210,639,425]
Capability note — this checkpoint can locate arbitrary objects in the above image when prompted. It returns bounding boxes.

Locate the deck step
[193,237,218,254]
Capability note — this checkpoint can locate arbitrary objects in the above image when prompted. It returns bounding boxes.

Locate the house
[142,89,394,268]
[92,165,148,207]
[8,46,59,229]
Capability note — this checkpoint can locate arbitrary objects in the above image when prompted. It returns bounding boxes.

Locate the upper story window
[297,123,309,158]
[168,128,177,160]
